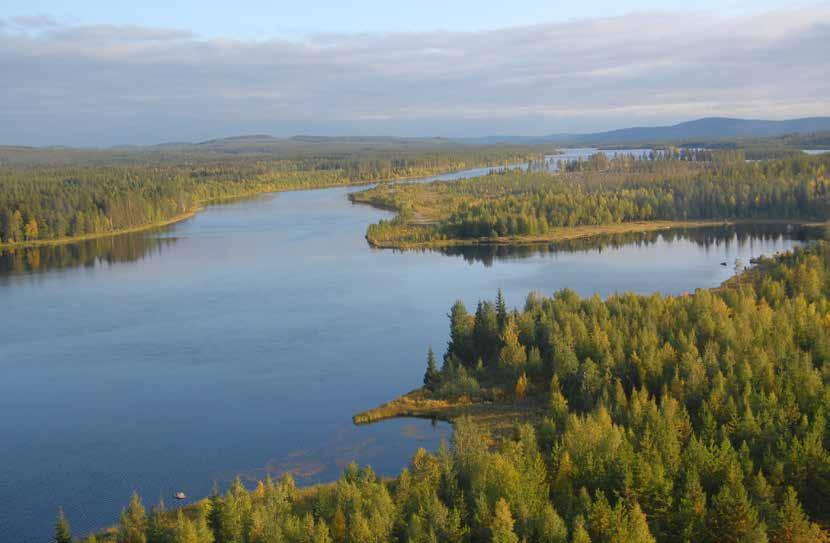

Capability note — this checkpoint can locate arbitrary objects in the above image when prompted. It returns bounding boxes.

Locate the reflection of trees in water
[0,233,178,274]
[432,224,828,267]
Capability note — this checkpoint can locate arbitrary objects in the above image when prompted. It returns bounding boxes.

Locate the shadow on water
[0,232,178,276]
[418,223,829,267]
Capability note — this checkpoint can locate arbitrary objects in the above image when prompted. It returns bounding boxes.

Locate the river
[0,150,823,542]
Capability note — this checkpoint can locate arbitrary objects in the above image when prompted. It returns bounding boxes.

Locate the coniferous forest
[0,145,542,247]
[68,242,830,543]
[356,152,830,247]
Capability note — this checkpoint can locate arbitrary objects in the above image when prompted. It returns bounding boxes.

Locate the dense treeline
[66,243,830,542]
[359,153,829,246]
[0,146,542,246]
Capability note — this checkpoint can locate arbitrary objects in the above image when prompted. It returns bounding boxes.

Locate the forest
[0,144,543,247]
[61,242,830,542]
[355,152,830,247]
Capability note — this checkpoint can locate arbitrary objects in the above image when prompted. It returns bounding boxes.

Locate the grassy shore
[353,388,549,442]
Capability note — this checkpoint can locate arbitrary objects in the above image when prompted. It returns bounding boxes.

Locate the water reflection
[427,223,827,267]
[0,232,178,276]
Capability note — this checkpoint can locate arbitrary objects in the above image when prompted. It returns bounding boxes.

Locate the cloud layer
[1,7,829,145]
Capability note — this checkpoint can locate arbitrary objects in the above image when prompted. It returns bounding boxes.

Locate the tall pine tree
[54,508,72,543]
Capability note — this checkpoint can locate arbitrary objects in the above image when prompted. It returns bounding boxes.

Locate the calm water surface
[0,151,823,542]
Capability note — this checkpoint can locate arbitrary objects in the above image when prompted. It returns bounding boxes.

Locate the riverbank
[0,210,201,252]
[0,159,541,253]
[364,219,829,249]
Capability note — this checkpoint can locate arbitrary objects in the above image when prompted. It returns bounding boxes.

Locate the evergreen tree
[496,289,508,331]
[55,508,72,543]
[674,469,706,543]
[118,493,148,543]
[534,503,568,543]
[447,300,474,364]
[572,516,592,543]
[424,347,440,391]
[500,318,527,369]
[706,476,765,543]
[770,487,826,543]
[474,301,501,364]
[515,373,528,401]
[549,375,569,427]
[491,498,520,543]
[331,506,347,543]
[170,511,198,543]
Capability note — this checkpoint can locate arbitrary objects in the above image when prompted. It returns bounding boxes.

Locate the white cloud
[0,6,828,145]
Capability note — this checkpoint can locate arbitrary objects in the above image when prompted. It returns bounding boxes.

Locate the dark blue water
[0,154,822,542]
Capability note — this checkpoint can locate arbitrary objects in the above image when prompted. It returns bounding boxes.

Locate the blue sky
[2,0,810,38]
[1,1,828,145]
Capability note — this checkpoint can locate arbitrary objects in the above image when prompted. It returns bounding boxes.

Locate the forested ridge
[65,243,830,542]
[0,146,542,247]
[356,152,830,247]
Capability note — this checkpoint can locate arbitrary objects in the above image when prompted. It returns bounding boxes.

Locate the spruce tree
[706,476,765,543]
[499,318,527,369]
[491,498,519,543]
[549,375,569,427]
[674,469,706,543]
[447,300,473,364]
[332,506,347,543]
[572,516,592,543]
[770,487,826,543]
[424,347,440,391]
[117,492,148,543]
[496,289,508,331]
[55,508,72,543]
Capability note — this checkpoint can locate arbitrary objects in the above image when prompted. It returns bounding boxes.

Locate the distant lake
[0,149,823,542]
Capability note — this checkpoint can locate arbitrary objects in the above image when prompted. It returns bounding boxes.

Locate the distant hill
[459,117,830,145]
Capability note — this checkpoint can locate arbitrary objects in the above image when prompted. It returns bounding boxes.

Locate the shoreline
[365,219,829,249]
[353,388,549,443]
[0,159,543,253]
[0,210,201,252]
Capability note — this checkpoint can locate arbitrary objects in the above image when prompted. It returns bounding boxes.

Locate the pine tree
[572,516,592,543]
[770,487,826,543]
[55,508,72,543]
[623,502,657,543]
[424,347,440,391]
[674,469,706,543]
[534,503,568,543]
[146,500,170,543]
[118,493,148,543]
[332,506,347,543]
[491,498,520,543]
[499,318,527,369]
[549,375,569,427]
[171,511,198,543]
[474,301,501,364]
[447,300,473,364]
[496,289,508,331]
[706,476,765,543]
